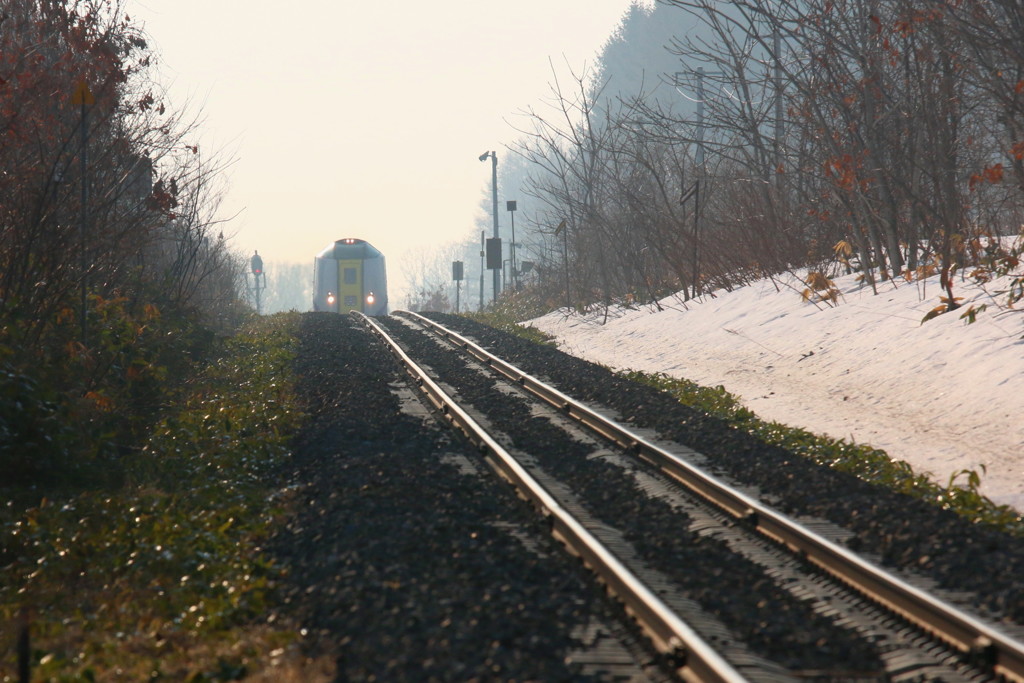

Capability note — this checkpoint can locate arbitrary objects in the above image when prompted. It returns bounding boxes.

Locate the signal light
[366,292,375,305]
[327,292,335,305]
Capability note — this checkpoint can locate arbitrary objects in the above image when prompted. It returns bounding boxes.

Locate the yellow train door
[336,259,362,312]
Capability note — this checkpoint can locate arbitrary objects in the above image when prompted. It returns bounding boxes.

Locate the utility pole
[694,67,710,298]
[72,80,94,345]
[695,67,707,169]
[556,219,569,310]
[773,26,785,195]
[674,67,722,300]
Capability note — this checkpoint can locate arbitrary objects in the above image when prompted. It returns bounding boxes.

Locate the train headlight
[366,292,375,305]
[326,292,335,305]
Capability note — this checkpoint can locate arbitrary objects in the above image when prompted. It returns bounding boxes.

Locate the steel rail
[356,312,747,683]
[398,309,1024,683]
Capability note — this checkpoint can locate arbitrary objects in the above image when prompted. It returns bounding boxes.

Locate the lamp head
[479,151,490,162]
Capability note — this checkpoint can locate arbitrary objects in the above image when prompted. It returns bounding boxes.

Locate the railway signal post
[506,200,518,290]
[452,260,464,313]
[249,250,266,314]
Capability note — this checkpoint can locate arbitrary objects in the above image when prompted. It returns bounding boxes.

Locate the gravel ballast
[383,315,886,676]
[423,312,1024,629]
[269,313,667,681]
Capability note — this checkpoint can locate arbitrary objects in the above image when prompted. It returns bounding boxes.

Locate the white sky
[129,0,642,295]
[529,269,1024,514]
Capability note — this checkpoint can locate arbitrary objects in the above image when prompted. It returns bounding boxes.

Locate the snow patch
[528,271,1024,512]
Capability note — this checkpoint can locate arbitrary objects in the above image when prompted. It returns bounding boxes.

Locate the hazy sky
[129,0,643,295]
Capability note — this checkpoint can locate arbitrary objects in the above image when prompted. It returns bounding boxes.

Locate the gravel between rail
[422,312,1024,630]
[268,313,668,681]
[381,313,886,676]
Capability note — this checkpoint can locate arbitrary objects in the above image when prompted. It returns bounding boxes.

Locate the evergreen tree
[592,2,698,115]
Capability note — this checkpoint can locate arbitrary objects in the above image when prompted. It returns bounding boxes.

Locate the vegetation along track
[358,310,1024,682]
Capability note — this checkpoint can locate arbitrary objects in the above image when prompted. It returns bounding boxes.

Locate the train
[312,238,388,315]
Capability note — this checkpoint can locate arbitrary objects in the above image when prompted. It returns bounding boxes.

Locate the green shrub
[0,360,79,487]
[0,312,307,680]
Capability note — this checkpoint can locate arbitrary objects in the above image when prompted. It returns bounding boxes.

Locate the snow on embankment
[528,271,1024,513]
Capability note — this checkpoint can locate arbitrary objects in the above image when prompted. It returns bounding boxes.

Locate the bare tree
[463,0,1024,321]
[0,0,244,364]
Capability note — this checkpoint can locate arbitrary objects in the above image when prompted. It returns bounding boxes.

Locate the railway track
[358,310,1024,682]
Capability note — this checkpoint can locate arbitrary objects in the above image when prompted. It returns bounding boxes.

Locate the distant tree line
[447,0,1024,320]
[0,0,248,487]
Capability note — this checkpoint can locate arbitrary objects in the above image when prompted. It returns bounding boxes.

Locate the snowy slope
[527,270,1024,513]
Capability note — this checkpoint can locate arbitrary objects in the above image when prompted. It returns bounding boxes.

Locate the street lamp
[479,150,500,300]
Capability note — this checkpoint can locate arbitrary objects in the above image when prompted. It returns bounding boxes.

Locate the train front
[313,238,388,315]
